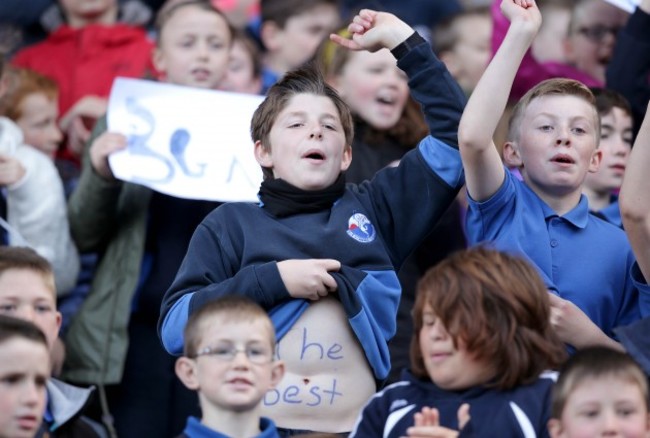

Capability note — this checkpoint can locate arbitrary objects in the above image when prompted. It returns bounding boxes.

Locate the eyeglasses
[192,345,273,364]
[577,25,621,43]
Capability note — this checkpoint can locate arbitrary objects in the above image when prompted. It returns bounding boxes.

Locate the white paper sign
[107,78,265,202]
[602,0,640,13]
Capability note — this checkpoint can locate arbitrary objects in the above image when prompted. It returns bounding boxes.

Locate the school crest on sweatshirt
[346,213,376,243]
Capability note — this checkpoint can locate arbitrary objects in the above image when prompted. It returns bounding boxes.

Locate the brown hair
[410,247,567,390]
[591,87,632,119]
[507,78,600,143]
[551,346,649,418]
[317,29,427,148]
[0,247,55,296]
[183,295,275,358]
[154,0,235,47]
[0,314,48,348]
[261,0,339,29]
[250,63,354,180]
[0,66,58,121]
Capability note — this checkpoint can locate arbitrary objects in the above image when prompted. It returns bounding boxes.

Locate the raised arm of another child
[620,101,650,317]
[330,9,415,53]
[457,0,541,202]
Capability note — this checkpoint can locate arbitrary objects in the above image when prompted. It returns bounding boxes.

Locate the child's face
[0,337,49,438]
[331,49,409,130]
[218,39,262,95]
[15,92,63,159]
[0,269,61,351]
[154,5,232,89]
[444,15,492,94]
[584,106,632,194]
[266,4,340,71]
[548,376,650,438]
[176,315,283,414]
[507,95,601,198]
[564,0,629,83]
[419,304,495,390]
[255,93,351,190]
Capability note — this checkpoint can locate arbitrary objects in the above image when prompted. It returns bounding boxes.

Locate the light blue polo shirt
[466,168,643,339]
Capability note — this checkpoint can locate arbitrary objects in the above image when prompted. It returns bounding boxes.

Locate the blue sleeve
[354,34,466,266]
[158,217,290,353]
[394,32,467,151]
[631,262,650,318]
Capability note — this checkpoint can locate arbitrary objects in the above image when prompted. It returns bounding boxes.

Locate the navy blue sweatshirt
[350,370,557,438]
[158,33,467,381]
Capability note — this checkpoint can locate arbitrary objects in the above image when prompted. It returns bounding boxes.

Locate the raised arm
[458,0,541,202]
[620,102,650,280]
[332,9,466,150]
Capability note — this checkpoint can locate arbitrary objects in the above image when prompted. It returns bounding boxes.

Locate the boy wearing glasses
[174,296,285,438]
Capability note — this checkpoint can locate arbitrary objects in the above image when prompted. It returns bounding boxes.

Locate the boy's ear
[547,418,563,438]
[260,21,282,52]
[175,357,200,391]
[588,148,602,173]
[254,140,273,168]
[269,360,285,389]
[55,310,62,336]
[340,145,352,172]
[502,141,522,168]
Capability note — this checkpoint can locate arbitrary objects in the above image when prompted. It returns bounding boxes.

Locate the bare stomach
[260,296,376,433]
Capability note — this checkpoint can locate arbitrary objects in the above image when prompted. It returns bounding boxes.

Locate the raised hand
[277,258,341,300]
[500,0,542,33]
[330,9,414,52]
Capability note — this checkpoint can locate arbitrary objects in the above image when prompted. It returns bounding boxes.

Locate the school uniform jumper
[158,32,467,382]
[350,369,556,438]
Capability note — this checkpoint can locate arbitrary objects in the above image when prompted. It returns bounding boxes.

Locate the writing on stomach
[261,296,376,433]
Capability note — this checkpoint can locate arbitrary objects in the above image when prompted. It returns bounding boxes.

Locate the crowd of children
[0,0,649,437]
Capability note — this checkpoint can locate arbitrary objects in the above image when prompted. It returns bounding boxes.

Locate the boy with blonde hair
[175,296,285,438]
[458,0,645,350]
[548,346,650,437]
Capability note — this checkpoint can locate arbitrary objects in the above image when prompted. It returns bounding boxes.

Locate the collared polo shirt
[467,168,643,338]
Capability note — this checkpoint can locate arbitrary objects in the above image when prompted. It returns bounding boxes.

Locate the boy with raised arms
[159,8,466,434]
